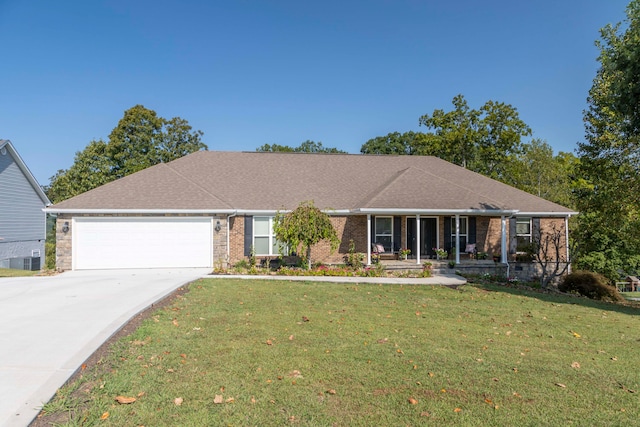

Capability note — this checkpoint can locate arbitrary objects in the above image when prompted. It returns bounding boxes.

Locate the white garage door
[73,217,213,270]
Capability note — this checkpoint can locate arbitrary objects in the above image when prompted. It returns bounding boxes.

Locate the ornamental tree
[273,201,340,269]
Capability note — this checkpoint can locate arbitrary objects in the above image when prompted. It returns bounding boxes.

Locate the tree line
[46,0,640,282]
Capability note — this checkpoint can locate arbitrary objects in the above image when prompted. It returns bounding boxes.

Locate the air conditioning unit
[9,257,41,271]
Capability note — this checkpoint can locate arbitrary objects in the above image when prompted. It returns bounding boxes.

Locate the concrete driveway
[0,268,210,427]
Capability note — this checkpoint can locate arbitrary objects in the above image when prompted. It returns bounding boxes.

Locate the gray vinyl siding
[0,150,46,248]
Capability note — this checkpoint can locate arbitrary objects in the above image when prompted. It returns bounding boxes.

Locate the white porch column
[367,214,372,265]
[565,216,571,274]
[416,214,421,264]
[501,215,507,263]
[455,214,460,264]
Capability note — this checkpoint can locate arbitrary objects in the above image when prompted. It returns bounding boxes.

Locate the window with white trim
[516,217,532,250]
[375,217,393,252]
[253,217,284,255]
[450,216,468,251]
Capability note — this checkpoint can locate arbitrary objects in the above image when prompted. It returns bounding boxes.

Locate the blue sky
[0,0,631,186]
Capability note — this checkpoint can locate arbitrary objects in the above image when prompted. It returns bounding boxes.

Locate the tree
[360,131,438,155]
[506,139,578,208]
[575,0,640,280]
[273,201,340,269]
[47,105,206,203]
[418,95,531,179]
[530,222,571,288]
[257,140,346,153]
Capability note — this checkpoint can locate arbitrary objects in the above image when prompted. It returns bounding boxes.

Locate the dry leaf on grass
[555,383,567,388]
[408,397,418,405]
[266,339,273,345]
[325,389,337,395]
[100,412,109,420]
[288,370,303,378]
[213,395,224,404]
[115,396,137,404]
[174,397,183,406]
[571,362,581,369]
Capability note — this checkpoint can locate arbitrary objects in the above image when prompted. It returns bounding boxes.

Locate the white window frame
[450,216,468,249]
[516,217,532,251]
[253,216,283,256]
[375,216,394,252]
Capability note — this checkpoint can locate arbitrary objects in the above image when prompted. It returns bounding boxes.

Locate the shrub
[559,271,624,302]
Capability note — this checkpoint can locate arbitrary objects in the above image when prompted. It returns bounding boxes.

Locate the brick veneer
[57,214,568,272]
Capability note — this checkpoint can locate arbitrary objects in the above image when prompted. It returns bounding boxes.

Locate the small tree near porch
[531,222,571,288]
[274,201,340,269]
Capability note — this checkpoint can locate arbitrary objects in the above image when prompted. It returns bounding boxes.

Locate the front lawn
[36,279,640,426]
[0,268,38,277]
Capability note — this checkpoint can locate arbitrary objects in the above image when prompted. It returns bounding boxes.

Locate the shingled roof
[47,151,575,215]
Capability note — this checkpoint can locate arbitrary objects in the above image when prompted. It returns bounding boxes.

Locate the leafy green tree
[273,201,340,269]
[506,139,578,208]
[47,105,206,203]
[257,140,346,153]
[360,131,438,155]
[418,95,531,179]
[575,0,640,280]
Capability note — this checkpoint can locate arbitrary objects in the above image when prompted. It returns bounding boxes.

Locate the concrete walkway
[0,268,209,427]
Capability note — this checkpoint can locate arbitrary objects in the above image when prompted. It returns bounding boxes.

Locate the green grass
[0,268,38,277]
[40,279,640,426]
[621,291,640,300]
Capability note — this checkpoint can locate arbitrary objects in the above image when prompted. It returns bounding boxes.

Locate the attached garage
[72,217,213,270]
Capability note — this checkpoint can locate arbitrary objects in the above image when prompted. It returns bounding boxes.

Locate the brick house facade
[47,151,576,272]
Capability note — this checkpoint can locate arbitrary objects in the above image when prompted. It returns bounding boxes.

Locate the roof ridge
[356,167,412,207]
[164,162,234,209]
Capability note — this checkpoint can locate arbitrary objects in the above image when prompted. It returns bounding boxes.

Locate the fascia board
[43,208,237,215]
[353,208,520,216]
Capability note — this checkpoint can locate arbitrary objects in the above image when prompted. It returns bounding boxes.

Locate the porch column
[565,216,571,274]
[455,214,460,264]
[416,214,421,264]
[366,214,372,265]
[501,216,507,263]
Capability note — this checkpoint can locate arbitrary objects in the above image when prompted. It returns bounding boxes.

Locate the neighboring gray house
[0,140,50,269]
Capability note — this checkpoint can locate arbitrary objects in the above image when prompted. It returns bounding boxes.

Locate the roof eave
[353,208,520,216]
[43,208,237,215]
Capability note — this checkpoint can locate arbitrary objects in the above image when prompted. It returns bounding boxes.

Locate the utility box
[9,257,41,271]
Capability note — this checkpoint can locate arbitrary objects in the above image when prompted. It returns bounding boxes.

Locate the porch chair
[464,243,477,259]
[372,243,397,260]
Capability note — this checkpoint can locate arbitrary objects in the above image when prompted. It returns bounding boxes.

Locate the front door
[407,217,438,259]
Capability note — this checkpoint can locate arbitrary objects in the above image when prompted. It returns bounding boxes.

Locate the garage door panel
[73,217,213,270]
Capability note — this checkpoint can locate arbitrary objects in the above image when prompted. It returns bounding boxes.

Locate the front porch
[380,258,508,277]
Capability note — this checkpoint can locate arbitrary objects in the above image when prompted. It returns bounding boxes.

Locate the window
[253,217,284,255]
[375,217,393,252]
[516,217,532,250]
[450,216,468,250]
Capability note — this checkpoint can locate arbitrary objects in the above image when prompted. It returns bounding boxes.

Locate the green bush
[559,271,624,302]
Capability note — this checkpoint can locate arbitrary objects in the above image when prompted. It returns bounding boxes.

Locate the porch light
[215,220,222,232]
[62,221,69,233]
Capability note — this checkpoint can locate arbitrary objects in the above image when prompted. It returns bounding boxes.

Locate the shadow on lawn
[469,280,640,317]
